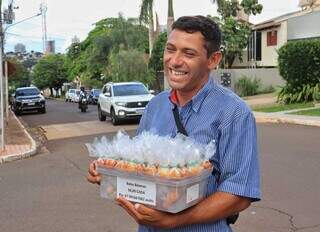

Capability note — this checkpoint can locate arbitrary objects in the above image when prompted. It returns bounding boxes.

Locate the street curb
[254,112,320,127]
[0,111,38,164]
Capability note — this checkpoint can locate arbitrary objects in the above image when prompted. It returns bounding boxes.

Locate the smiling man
[88,15,260,232]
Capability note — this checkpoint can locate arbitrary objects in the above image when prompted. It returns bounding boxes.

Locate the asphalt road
[0,99,319,232]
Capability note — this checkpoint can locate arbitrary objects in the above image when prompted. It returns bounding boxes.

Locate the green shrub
[259,85,275,94]
[278,83,320,103]
[278,40,320,103]
[235,76,260,97]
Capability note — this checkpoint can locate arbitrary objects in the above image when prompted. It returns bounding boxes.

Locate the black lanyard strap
[172,104,188,136]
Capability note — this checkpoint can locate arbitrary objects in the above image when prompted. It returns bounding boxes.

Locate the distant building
[71,36,80,44]
[14,43,26,53]
[45,40,55,54]
[5,51,44,65]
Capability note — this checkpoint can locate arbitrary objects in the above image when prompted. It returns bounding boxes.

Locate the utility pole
[0,0,5,151]
[0,1,40,151]
[0,0,16,150]
[40,1,47,53]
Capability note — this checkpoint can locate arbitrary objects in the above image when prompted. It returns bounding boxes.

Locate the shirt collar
[168,78,213,112]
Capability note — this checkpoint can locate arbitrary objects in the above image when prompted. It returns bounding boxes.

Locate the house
[233,3,320,68]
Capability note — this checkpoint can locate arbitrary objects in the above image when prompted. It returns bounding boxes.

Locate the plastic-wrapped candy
[86,130,216,179]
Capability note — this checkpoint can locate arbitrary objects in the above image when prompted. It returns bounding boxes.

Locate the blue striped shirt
[136,78,261,232]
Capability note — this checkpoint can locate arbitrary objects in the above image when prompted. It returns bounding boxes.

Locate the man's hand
[87,161,101,185]
[116,197,178,229]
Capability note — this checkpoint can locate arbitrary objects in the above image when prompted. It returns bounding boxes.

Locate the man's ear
[207,51,222,70]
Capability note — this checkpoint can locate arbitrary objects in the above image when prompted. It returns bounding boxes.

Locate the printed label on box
[186,184,199,204]
[117,177,156,206]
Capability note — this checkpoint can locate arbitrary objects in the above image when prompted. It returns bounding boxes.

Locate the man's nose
[170,52,183,67]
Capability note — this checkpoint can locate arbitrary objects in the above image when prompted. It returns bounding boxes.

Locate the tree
[139,0,155,56]
[65,15,149,87]
[139,0,174,55]
[104,48,154,85]
[33,54,68,97]
[211,0,263,68]
[7,58,31,91]
[148,32,167,91]
[167,0,174,36]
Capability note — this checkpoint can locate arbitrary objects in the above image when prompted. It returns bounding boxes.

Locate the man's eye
[166,47,175,52]
[185,52,195,57]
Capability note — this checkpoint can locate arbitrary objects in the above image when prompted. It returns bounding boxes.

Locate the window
[16,88,40,96]
[247,31,261,61]
[106,86,111,96]
[267,30,277,46]
[113,84,149,96]
[102,86,107,94]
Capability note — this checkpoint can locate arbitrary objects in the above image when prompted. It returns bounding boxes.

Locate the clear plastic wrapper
[86,130,216,176]
[86,130,216,213]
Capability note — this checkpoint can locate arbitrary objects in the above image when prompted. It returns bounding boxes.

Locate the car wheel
[111,108,119,125]
[14,109,21,116]
[39,107,46,114]
[98,105,106,121]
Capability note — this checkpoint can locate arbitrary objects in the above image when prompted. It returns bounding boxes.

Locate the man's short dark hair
[172,16,221,57]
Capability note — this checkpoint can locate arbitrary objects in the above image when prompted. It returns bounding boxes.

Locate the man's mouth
[169,68,188,76]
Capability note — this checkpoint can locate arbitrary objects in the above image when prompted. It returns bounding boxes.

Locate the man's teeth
[172,70,187,75]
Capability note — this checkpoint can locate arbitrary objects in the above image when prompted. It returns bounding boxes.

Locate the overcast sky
[3,0,300,53]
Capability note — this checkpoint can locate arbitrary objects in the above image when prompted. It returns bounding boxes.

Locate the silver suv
[97,82,154,125]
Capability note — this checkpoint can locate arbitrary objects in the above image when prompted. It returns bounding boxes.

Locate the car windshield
[113,84,149,96]
[75,90,80,95]
[16,88,40,96]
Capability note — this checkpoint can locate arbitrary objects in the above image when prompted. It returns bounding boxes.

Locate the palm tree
[167,0,174,37]
[139,0,155,56]
[139,0,174,55]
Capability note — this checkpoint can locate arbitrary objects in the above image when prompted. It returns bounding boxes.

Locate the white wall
[259,21,288,67]
[232,49,249,67]
[211,68,286,92]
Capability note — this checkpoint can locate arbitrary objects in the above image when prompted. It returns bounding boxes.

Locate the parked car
[88,88,101,104]
[11,87,46,115]
[98,82,154,125]
[65,89,76,102]
[71,89,81,102]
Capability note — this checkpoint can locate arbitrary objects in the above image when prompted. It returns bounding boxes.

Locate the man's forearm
[173,191,251,228]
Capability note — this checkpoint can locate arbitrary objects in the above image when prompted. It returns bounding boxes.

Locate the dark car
[88,88,101,104]
[11,87,46,115]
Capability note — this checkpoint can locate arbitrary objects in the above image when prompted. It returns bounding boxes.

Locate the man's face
[163,29,220,94]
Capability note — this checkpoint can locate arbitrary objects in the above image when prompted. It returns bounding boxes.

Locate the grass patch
[253,102,314,112]
[289,108,320,116]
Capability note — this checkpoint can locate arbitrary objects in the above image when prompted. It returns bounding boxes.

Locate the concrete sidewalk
[0,111,37,164]
[1,95,319,164]
[243,94,320,127]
